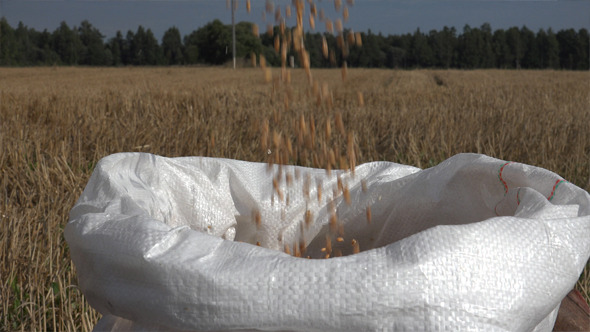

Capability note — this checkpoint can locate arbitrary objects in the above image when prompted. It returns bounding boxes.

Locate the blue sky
[1,0,589,40]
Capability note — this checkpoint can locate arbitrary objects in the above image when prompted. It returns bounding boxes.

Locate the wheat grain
[252,23,259,37]
[351,239,360,254]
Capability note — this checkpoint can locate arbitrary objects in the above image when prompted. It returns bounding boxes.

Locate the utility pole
[232,0,236,69]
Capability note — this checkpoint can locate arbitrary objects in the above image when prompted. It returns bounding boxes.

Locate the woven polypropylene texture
[65,153,590,331]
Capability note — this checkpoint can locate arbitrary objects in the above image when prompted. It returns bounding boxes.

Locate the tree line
[1,17,588,70]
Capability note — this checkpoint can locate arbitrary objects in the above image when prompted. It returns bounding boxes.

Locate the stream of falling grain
[241,0,368,258]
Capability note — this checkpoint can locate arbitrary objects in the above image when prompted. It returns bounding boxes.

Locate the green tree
[36,29,60,65]
[556,28,577,69]
[536,29,559,69]
[506,27,523,68]
[162,26,184,65]
[234,22,263,59]
[458,25,482,68]
[0,18,18,65]
[52,21,82,65]
[375,34,407,68]
[479,23,495,68]
[385,46,406,68]
[576,28,589,70]
[1,18,586,69]
[183,31,200,64]
[347,30,384,68]
[409,28,434,67]
[128,26,162,65]
[14,22,39,65]
[128,27,141,65]
[545,29,560,69]
[493,29,510,68]
[193,19,231,65]
[520,26,538,69]
[305,32,325,68]
[431,26,457,68]
[78,20,107,65]
[143,28,162,65]
[457,24,494,68]
[107,31,125,66]
[256,26,282,66]
[122,30,134,65]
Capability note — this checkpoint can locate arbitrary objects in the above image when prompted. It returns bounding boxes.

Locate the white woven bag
[66,153,590,331]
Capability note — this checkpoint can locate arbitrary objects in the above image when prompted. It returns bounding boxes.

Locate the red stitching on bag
[548,179,567,201]
[498,162,512,194]
[496,163,567,214]
[495,162,513,216]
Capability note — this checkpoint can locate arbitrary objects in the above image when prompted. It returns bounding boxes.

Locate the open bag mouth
[66,152,590,331]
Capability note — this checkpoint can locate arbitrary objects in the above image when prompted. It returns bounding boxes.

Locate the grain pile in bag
[65,152,590,331]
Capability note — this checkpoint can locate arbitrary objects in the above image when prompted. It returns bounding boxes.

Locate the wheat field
[1,67,588,330]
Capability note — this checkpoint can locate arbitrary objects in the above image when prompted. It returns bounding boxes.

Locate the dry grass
[1,67,588,330]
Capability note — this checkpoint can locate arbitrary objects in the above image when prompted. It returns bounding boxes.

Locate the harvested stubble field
[1,67,589,330]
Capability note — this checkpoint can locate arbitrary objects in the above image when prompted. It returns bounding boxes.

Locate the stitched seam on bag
[497,162,569,214]
[548,179,567,201]
[498,162,512,195]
